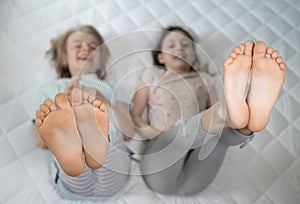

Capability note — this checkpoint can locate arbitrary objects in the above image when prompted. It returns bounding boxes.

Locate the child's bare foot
[247,42,286,132]
[36,94,84,176]
[71,88,109,169]
[223,40,254,129]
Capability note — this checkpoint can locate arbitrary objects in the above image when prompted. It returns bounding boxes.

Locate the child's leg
[176,127,254,196]
[141,40,285,195]
[141,115,253,195]
[201,40,254,134]
[93,130,131,196]
[177,144,227,195]
[247,42,286,131]
[46,93,130,197]
[36,94,84,177]
[71,88,110,169]
[202,41,286,134]
[141,124,188,195]
[54,162,96,196]
[141,41,255,194]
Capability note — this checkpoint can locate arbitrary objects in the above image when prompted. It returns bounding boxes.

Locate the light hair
[45,25,110,79]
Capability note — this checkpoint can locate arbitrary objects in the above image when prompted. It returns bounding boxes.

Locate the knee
[142,174,177,195]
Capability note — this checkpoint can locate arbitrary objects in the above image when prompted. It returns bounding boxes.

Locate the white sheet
[0,0,299,203]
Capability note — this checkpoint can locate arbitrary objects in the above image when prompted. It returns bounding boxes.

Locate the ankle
[201,101,227,134]
[237,127,253,136]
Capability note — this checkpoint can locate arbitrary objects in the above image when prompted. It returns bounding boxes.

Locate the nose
[174,42,183,51]
[81,43,92,53]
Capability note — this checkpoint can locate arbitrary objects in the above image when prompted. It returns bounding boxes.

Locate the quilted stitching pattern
[0,0,299,203]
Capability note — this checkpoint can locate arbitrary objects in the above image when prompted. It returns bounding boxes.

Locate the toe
[36,110,45,120]
[253,41,267,59]
[83,91,89,101]
[239,44,245,53]
[279,63,286,71]
[93,100,107,113]
[244,40,254,56]
[88,94,96,103]
[35,118,43,127]
[276,56,283,64]
[93,100,102,108]
[224,56,234,66]
[44,98,57,111]
[100,103,108,113]
[71,88,83,106]
[230,51,237,59]
[36,110,45,127]
[266,47,274,57]
[271,51,279,59]
[55,93,72,109]
[233,46,242,55]
[40,104,50,114]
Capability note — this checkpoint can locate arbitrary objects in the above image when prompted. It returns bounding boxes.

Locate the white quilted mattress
[0,0,299,203]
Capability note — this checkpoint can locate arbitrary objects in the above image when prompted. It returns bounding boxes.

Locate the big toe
[55,93,72,110]
[93,100,107,113]
[253,41,267,59]
[244,40,254,56]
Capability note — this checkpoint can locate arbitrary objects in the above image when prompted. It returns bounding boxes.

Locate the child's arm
[207,85,218,108]
[113,101,135,141]
[130,82,163,139]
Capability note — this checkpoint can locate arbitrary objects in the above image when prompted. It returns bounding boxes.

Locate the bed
[0,0,299,203]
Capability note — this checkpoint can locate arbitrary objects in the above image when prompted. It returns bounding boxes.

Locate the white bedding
[0,0,299,203]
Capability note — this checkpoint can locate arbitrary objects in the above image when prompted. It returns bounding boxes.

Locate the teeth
[77,54,92,61]
[78,54,88,58]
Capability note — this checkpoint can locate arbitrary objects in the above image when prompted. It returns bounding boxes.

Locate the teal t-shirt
[33,74,129,119]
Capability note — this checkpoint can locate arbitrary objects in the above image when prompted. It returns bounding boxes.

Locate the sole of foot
[36,93,84,176]
[71,88,110,169]
[247,41,286,132]
[223,40,254,129]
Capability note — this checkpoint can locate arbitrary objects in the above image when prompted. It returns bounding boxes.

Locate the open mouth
[173,55,186,60]
[173,52,186,59]
[77,56,92,63]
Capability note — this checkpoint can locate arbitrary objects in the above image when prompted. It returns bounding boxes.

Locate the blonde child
[35,25,131,200]
[131,26,286,195]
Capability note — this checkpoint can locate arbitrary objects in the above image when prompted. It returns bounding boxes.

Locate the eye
[181,41,190,47]
[74,44,81,48]
[168,43,175,49]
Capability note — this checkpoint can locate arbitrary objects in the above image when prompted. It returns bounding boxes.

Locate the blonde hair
[46,25,110,79]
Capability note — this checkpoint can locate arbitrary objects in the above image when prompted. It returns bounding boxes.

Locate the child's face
[158,30,196,73]
[66,31,101,76]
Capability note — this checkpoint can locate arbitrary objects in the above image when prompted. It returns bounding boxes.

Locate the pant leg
[141,113,221,195]
[93,127,131,196]
[177,142,227,195]
[177,127,254,196]
[141,112,254,195]
[55,161,95,197]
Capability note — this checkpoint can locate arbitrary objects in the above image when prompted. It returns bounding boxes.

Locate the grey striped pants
[53,123,131,198]
[141,113,254,196]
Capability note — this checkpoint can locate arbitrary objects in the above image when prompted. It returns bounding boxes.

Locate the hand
[130,114,163,139]
[82,87,111,107]
[65,77,81,96]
